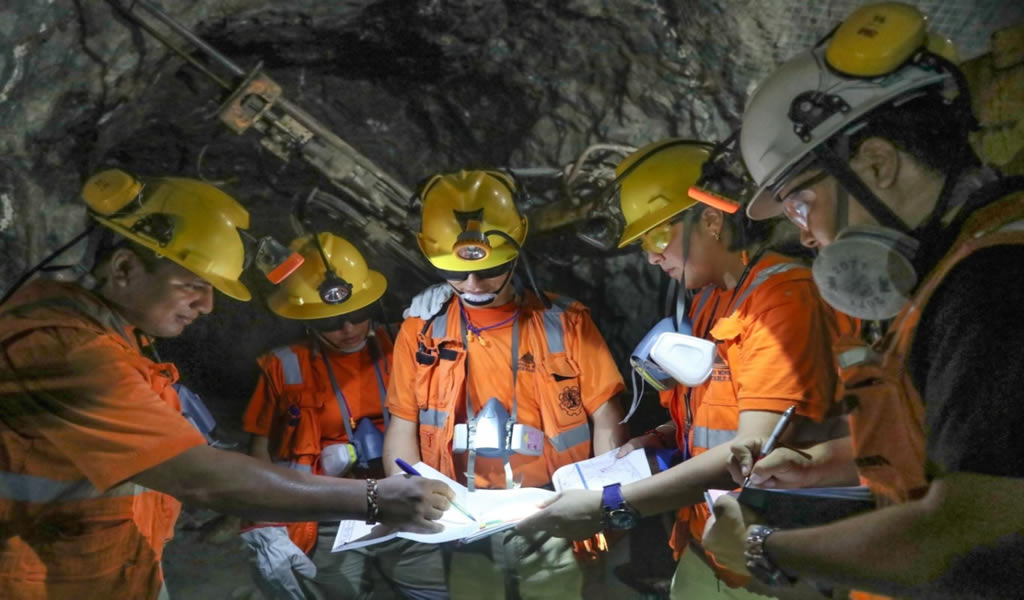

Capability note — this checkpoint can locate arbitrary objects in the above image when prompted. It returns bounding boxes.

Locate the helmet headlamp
[318,270,353,305]
[452,229,492,261]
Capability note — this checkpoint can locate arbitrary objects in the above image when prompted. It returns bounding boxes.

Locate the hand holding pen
[394,458,477,522]
[741,405,796,488]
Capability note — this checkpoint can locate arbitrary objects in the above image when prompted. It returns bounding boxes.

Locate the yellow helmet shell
[416,170,528,272]
[825,2,927,78]
[83,169,252,301]
[266,233,387,320]
[616,140,714,248]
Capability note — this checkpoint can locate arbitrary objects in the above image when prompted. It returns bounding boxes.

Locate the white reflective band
[731,263,803,309]
[0,472,143,503]
[273,460,312,474]
[692,426,736,449]
[419,408,449,428]
[433,312,449,337]
[272,347,303,385]
[837,346,879,369]
[541,296,573,354]
[549,422,590,452]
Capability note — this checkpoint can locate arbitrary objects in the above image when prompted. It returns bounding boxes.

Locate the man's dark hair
[848,89,980,177]
[91,229,164,284]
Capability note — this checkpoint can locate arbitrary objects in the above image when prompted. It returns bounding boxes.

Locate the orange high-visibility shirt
[0,280,206,599]
[389,297,624,489]
[243,338,391,449]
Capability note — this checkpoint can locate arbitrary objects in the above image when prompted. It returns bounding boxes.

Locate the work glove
[402,283,453,320]
[240,525,317,600]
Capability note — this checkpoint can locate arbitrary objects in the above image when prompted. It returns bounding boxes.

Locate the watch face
[609,509,637,529]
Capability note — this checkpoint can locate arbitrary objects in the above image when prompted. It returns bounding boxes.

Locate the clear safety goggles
[779,170,830,231]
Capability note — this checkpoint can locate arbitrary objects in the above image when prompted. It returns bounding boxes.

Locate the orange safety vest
[256,329,392,553]
[0,284,188,599]
[667,258,848,586]
[838,188,1024,600]
[413,293,592,484]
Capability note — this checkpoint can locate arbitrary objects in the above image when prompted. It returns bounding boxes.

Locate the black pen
[743,405,796,488]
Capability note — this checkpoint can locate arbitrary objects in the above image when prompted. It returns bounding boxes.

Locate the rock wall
[1,0,1019,427]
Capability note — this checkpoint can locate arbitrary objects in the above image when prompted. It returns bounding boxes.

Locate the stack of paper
[332,449,653,552]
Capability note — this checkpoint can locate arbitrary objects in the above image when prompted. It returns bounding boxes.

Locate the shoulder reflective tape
[272,347,303,385]
[419,408,449,428]
[837,346,879,369]
[272,460,312,474]
[433,312,449,339]
[548,422,591,452]
[541,300,568,354]
[0,472,143,503]
[731,263,804,309]
[692,425,736,449]
[692,287,714,317]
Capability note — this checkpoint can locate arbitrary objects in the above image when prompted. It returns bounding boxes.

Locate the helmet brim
[617,199,698,248]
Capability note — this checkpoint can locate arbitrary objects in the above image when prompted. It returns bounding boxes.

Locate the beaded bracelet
[365,478,380,525]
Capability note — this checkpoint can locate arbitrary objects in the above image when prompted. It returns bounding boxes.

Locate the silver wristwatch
[744,525,796,587]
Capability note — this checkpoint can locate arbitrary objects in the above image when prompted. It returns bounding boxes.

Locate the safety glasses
[641,222,675,254]
[779,170,830,231]
[308,305,376,332]
[641,213,690,255]
[436,260,515,282]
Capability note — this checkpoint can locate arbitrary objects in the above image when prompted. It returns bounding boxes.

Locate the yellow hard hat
[266,233,387,320]
[416,170,528,272]
[82,168,252,301]
[616,140,715,248]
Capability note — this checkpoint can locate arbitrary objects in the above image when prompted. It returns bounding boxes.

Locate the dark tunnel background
[0,0,1020,596]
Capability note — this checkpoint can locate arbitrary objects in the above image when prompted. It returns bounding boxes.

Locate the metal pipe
[132,0,246,78]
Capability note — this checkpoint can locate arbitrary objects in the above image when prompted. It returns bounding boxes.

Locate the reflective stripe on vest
[549,422,591,452]
[0,472,144,503]
[731,263,803,308]
[427,295,582,454]
[272,347,304,385]
[419,408,448,428]
[274,460,312,474]
[691,426,735,449]
[271,344,389,414]
[431,296,571,361]
[542,296,573,353]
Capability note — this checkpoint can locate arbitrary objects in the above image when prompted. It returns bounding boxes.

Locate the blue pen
[394,458,476,522]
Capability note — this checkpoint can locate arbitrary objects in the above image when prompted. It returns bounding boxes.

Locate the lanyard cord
[460,300,520,344]
[317,340,357,442]
[458,300,521,490]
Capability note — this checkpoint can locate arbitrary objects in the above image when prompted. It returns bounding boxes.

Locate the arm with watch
[517,411,793,541]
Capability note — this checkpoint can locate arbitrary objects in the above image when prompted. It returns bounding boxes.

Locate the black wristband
[365,478,379,525]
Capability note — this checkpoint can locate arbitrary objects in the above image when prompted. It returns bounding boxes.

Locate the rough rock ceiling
[1,0,1019,422]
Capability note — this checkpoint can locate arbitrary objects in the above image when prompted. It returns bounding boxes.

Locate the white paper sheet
[551,448,652,492]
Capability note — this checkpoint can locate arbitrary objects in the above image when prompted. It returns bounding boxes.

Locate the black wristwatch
[601,483,639,530]
[745,525,797,587]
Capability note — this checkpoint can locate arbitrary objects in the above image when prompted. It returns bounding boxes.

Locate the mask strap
[813,140,910,235]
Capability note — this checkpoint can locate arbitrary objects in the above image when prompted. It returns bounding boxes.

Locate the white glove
[240,525,317,600]
[402,283,454,319]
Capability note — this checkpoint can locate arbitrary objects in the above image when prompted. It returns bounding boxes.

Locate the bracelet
[365,478,380,525]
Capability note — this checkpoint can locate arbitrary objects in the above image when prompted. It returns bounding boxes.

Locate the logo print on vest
[518,352,536,372]
[558,386,583,416]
